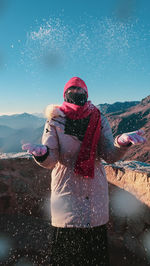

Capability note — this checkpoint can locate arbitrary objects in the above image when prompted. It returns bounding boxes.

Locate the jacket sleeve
[34,120,59,169]
[98,114,130,163]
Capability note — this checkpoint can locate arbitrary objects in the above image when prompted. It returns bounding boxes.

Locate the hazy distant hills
[0,126,44,153]
[0,113,45,152]
[0,97,149,163]
[0,113,45,129]
[0,125,17,138]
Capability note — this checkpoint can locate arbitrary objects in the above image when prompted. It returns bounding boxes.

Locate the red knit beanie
[63,77,88,98]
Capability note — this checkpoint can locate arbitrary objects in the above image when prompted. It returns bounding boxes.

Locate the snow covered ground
[0,152,31,159]
[0,152,150,172]
[103,160,150,173]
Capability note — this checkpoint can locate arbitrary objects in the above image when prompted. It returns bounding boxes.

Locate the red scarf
[60,101,101,178]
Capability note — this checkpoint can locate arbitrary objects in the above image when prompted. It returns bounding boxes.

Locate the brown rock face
[0,157,150,265]
[106,95,150,163]
[0,158,51,217]
[104,161,150,266]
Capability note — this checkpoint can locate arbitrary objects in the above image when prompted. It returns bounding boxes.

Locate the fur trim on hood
[44,104,65,119]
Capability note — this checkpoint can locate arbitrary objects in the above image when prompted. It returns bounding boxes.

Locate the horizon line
[0,112,43,116]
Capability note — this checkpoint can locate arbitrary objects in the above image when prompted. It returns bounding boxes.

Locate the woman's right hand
[22,143,48,156]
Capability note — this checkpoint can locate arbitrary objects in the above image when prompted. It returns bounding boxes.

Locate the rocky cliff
[0,156,150,265]
[106,95,150,163]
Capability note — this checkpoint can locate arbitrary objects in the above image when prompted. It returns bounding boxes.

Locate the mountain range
[0,112,45,129]
[0,96,149,163]
[97,100,140,114]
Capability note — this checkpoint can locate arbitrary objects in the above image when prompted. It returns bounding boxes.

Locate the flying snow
[21,16,141,76]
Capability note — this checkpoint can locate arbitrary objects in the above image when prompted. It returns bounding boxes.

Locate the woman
[22,77,146,265]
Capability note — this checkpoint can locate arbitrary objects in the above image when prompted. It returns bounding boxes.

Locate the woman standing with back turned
[22,77,146,265]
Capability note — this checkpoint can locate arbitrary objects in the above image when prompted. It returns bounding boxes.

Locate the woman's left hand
[117,129,146,146]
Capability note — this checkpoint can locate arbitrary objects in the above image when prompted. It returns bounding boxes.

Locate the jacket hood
[44,104,65,119]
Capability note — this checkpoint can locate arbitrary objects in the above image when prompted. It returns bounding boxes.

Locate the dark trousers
[50,224,110,266]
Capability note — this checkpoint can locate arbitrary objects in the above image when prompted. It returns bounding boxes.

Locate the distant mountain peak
[141,95,150,105]
[10,112,32,118]
[0,112,45,130]
[19,112,34,117]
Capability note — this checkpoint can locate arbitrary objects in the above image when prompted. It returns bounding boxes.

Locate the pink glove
[117,129,146,146]
[22,143,48,156]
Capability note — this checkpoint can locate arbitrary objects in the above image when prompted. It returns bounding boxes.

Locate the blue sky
[0,0,150,115]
